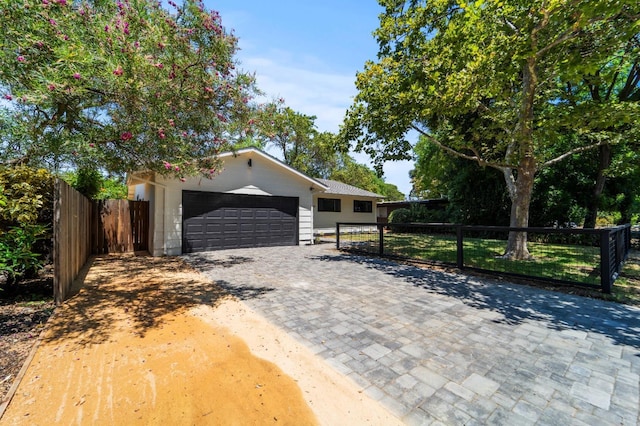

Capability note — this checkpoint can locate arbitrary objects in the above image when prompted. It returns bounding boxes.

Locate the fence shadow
[315,252,640,349]
[42,255,230,347]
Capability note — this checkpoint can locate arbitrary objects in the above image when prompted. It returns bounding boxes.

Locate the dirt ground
[0,275,55,401]
[0,254,399,425]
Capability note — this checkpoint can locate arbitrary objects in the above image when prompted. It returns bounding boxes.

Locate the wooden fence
[53,179,92,304]
[53,180,150,304]
[92,200,149,254]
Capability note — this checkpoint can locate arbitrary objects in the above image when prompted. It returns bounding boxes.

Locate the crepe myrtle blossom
[120,131,133,141]
[163,161,172,170]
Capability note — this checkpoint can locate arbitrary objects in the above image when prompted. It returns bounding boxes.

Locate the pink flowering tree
[0,0,258,178]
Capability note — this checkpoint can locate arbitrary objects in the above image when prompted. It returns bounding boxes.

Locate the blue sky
[204,0,415,197]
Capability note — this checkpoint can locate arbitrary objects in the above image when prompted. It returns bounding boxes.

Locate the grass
[385,233,601,285]
[611,250,640,305]
[339,231,601,285]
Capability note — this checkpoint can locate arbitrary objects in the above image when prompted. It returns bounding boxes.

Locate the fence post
[379,224,384,257]
[600,229,612,294]
[456,225,464,269]
[625,224,631,259]
[336,223,340,250]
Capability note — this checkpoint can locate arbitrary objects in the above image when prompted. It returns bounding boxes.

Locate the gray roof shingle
[317,179,384,198]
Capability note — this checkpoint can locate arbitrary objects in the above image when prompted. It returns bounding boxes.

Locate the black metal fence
[336,222,632,294]
[632,227,640,250]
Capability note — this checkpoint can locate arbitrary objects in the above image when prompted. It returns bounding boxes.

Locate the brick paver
[186,245,640,425]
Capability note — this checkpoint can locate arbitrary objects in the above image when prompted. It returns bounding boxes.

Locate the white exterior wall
[313,194,378,229]
[153,151,317,256]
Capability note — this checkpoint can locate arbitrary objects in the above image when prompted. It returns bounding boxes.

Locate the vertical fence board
[53,179,92,304]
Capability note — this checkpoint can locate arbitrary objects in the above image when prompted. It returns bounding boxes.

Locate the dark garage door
[182,190,299,253]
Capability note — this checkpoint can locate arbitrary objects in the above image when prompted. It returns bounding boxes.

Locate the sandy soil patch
[1,254,399,425]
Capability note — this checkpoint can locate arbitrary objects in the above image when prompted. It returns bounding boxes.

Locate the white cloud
[239,50,415,197]
[242,54,355,133]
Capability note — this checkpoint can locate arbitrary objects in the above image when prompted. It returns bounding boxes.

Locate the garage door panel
[240,209,255,219]
[206,210,224,219]
[188,223,204,233]
[205,222,222,233]
[182,191,298,253]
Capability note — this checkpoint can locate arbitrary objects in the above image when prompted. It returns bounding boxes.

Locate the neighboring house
[128,148,328,256]
[376,199,449,223]
[313,179,384,230]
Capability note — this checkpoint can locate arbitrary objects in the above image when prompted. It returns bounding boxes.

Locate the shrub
[0,166,54,287]
[94,176,128,200]
[388,208,412,224]
[388,208,412,232]
[61,168,127,200]
[0,224,47,286]
[74,167,103,199]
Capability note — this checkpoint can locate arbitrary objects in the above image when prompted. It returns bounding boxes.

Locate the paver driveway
[185,244,640,425]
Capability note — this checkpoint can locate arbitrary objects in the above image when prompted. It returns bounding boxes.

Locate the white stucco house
[312,179,383,231]
[127,147,382,256]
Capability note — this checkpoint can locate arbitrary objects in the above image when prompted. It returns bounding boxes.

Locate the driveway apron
[185,245,640,425]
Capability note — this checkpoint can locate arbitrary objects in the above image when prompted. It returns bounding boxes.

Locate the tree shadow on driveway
[315,252,640,349]
[184,253,255,269]
[182,253,275,301]
[42,254,231,347]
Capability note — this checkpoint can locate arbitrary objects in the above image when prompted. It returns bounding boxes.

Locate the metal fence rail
[336,222,632,294]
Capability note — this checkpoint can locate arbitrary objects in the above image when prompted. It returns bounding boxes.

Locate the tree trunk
[503,158,536,260]
[617,188,635,225]
[583,144,611,228]
[501,56,538,260]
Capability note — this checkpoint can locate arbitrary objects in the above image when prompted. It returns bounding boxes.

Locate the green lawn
[340,231,601,286]
[613,251,640,304]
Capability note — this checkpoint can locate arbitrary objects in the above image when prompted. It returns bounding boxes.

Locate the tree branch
[535,29,577,58]
[541,138,614,168]
[410,124,512,171]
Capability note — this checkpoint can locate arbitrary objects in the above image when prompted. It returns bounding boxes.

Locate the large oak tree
[341,0,639,258]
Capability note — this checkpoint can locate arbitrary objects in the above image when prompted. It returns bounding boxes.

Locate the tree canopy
[0,0,258,178]
[342,0,640,258]
[255,99,405,199]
